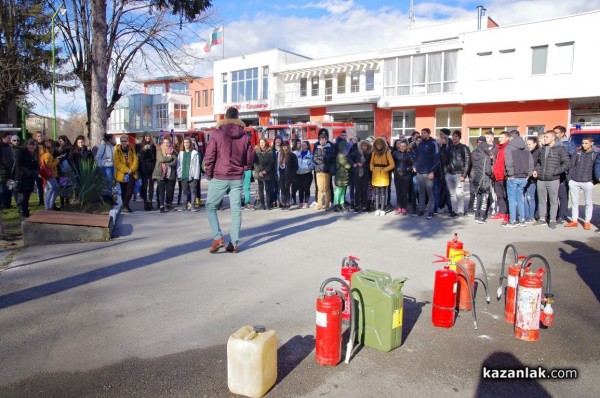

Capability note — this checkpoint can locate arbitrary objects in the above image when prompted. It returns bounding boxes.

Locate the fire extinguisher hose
[319,277,356,364]
[454,263,478,330]
[497,244,518,300]
[470,253,491,304]
[518,254,553,301]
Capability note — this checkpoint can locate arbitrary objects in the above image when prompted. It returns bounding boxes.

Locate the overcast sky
[31,0,600,120]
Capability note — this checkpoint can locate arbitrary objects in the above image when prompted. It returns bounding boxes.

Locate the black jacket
[392,150,416,177]
[504,136,533,179]
[138,143,157,177]
[441,143,471,178]
[471,142,493,192]
[14,148,39,192]
[534,144,570,181]
[253,148,275,181]
[313,142,335,174]
[569,149,599,183]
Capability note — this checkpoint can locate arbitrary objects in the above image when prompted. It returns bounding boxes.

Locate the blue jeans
[44,177,59,210]
[100,166,114,197]
[243,169,252,204]
[206,178,243,245]
[506,177,527,224]
[524,179,537,221]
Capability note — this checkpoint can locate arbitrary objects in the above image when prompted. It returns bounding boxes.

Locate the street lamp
[51,6,66,140]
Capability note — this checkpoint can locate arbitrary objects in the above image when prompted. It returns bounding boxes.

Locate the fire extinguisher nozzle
[496,286,503,300]
[473,321,478,330]
[486,296,491,304]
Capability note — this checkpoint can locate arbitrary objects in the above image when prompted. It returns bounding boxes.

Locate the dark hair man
[504,129,534,227]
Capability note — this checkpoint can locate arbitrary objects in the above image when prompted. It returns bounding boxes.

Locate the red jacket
[492,142,507,181]
[204,119,254,180]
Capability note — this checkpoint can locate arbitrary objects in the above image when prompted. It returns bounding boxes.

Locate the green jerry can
[351,269,408,352]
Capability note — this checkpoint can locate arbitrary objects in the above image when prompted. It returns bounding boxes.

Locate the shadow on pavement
[276,334,315,385]
[474,351,551,398]
[402,295,427,345]
[559,239,600,303]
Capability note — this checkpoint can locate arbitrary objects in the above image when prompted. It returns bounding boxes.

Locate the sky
[31,0,600,120]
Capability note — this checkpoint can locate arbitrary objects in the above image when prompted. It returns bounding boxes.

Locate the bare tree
[52,0,214,147]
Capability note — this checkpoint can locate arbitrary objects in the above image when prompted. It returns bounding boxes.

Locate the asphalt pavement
[0,184,599,398]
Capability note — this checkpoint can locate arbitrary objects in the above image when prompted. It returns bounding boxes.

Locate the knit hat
[11,135,20,142]
[477,136,487,143]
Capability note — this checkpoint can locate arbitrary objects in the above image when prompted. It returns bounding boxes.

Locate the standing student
[294,140,314,208]
[114,136,139,213]
[138,133,156,211]
[204,107,254,253]
[370,137,394,216]
[177,137,201,211]
[253,138,275,210]
[153,136,177,213]
[95,134,115,204]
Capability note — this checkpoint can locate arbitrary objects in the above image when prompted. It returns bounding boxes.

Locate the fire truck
[261,122,355,143]
[569,123,600,150]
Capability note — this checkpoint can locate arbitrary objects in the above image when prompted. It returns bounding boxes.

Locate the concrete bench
[22,210,114,246]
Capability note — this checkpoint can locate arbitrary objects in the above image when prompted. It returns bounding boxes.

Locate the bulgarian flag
[211,26,223,45]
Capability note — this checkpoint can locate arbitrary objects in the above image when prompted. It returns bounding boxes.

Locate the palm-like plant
[66,158,108,211]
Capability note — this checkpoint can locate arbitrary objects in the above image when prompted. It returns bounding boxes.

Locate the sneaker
[412,212,417,217]
[548,221,557,229]
[375,210,380,216]
[556,218,565,225]
[401,208,408,215]
[564,221,579,228]
[506,223,517,228]
[381,210,386,216]
[534,220,547,226]
[519,221,526,227]
[418,211,424,217]
[427,213,433,219]
[595,228,600,233]
[394,208,401,215]
[225,242,239,253]
[477,218,486,224]
[525,219,533,224]
[583,222,591,230]
[466,211,475,216]
[501,221,508,227]
[490,213,505,220]
[449,212,458,218]
[209,238,225,253]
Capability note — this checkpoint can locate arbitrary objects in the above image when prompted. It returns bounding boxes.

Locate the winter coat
[177,150,201,181]
[534,144,570,181]
[0,142,14,182]
[569,148,599,183]
[295,150,314,175]
[471,143,493,192]
[313,142,335,174]
[113,144,139,183]
[414,138,439,174]
[95,141,114,167]
[253,147,275,181]
[441,143,471,178]
[392,149,416,177]
[277,151,298,181]
[492,142,507,181]
[138,143,157,177]
[152,147,177,180]
[334,143,351,187]
[504,136,533,179]
[14,148,39,193]
[370,138,394,187]
[204,118,254,180]
[39,151,59,179]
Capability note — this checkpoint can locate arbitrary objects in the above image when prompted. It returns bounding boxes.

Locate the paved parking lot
[0,185,599,397]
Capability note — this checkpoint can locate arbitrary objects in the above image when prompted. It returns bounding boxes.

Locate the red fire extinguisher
[446,233,464,265]
[514,254,553,342]
[497,244,531,323]
[315,277,357,366]
[316,287,342,366]
[340,256,360,321]
[456,251,491,312]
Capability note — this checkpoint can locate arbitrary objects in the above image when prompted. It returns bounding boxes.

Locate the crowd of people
[1,119,599,241]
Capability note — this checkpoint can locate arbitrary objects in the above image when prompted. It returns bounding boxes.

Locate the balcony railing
[274,83,382,109]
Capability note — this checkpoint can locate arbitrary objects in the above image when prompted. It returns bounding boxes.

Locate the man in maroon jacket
[204,107,254,253]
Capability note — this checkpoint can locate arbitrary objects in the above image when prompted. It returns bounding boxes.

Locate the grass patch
[1,193,43,241]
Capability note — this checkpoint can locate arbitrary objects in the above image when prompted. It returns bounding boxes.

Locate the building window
[384,50,458,97]
[311,76,319,96]
[337,73,346,94]
[147,83,165,95]
[392,110,416,140]
[527,125,545,136]
[435,108,462,137]
[350,71,360,93]
[476,52,493,80]
[222,73,228,103]
[170,82,189,94]
[203,90,209,107]
[155,104,168,129]
[300,78,307,97]
[232,67,259,102]
[211,89,214,106]
[174,104,188,129]
[195,91,201,108]
[498,49,516,79]
[531,45,548,75]
[554,42,574,74]
[365,70,375,91]
[467,126,518,148]
[262,66,269,100]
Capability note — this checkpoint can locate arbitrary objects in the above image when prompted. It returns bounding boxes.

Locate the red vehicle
[244,126,261,147]
[261,122,355,144]
[569,124,600,150]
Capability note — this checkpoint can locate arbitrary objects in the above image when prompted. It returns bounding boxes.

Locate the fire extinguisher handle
[432,254,449,264]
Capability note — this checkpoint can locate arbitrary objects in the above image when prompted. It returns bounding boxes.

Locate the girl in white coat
[176,137,201,211]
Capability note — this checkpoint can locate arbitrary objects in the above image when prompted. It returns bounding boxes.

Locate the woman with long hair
[173,134,184,205]
[113,136,139,212]
[253,138,275,210]
[370,137,394,216]
[294,140,314,208]
[14,139,40,218]
[152,136,177,213]
[176,137,201,211]
[524,136,540,223]
[392,140,416,215]
[277,141,298,210]
[138,133,156,210]
[39,139,63,210]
